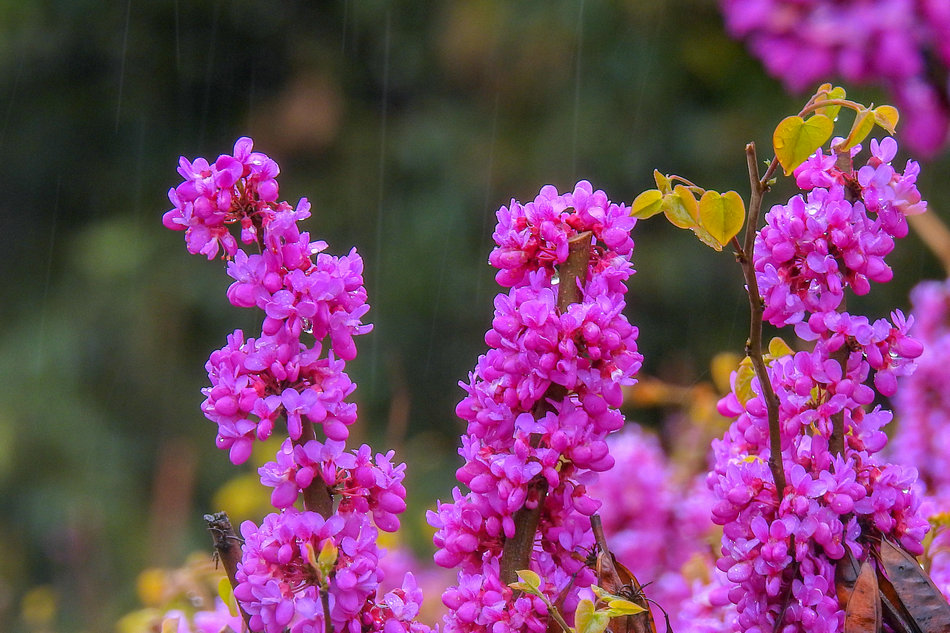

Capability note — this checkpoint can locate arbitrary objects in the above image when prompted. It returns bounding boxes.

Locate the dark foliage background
[1,1,947,630]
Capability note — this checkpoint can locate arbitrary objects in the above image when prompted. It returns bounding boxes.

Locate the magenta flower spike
[710,135,931,633]
[164,138,432,633]
[430,181,642,632]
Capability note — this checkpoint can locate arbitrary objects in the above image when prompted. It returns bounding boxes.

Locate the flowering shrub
[711,127,931,633]
[719,0,950,156]
[164,138,430,633]
[154,84,950,633]
[629,84,950,633]
[428,181,642,632]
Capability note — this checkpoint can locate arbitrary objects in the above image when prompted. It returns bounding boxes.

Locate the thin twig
[204,512,252,629]
[499,231,593,585]
[741,143,787,496]
[322,588,333,633]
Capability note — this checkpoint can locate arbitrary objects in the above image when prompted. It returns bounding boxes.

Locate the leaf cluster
[509,569,645,633]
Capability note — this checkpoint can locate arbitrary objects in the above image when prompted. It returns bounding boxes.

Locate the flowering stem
[908,212,950,277]
[742,143,787,496]
[499,231,593,585]
[322,589,332,633]
[204,512,252,629]
[296,420,334,519]
[828,343,849,459]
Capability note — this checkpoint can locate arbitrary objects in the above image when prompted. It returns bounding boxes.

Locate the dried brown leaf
[844,560,881,633]
[879,538,950,633]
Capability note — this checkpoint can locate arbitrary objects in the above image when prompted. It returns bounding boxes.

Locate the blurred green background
[2,1,948,630]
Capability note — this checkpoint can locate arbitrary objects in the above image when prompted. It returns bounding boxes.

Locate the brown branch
[499,231,593,586]
[741,143,787,496]
[204,512,252,629]
[828,340,850,460]
[295,420,334,519]
[322,589,332,633]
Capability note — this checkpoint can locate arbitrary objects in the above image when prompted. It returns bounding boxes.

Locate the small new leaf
[815,85,847,120]
[579,614,610,633]
[605,598,647,616]
[510,569,543,597]
[217,577,239,617]
[767,337,794,358]
[734,357,756,405]
[318,538,338,576]
[631,189,664,219]
[698,190,745,246]
[653,170,672,194]
[773,114,834,175]
[575,598,611,633]
[873,105,899,134]
[836,107,876,151]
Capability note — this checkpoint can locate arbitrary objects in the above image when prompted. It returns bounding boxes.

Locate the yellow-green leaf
[815,85,847,120]
[575,598,597,632]
[691,224,723,252]
[218,577,238,617]
[699,190,745,246]
[318,538,338,574]
[837,107,875,151]
[873,105,899,134]
[653,170,672,194]
[734,357,756,405]
[516,569,541,590]
[303,541,319,570]
[575,598,610,633]
[773,114,834,175]
[767,337,794,359]
[631,189,664,219]
[605,598,646,616]
[663,185,699,229]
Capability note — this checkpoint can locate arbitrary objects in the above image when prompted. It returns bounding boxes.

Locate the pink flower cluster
[756,137,925,329]
[164,138,429,633]
[710,137,929,632]
[719,0,950,155]
[590,426,734,633]
[892,279,950,598]
[259,439,408,533]
[428,182,641,632]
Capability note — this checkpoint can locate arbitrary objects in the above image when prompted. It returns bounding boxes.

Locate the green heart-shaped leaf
[774,114,834,175]
[699,190,745,246]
